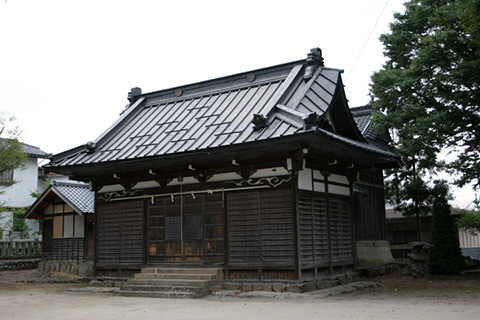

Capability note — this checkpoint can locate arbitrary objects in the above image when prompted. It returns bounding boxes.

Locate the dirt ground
[1,269,480,320]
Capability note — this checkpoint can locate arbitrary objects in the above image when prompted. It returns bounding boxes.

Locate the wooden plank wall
[49,238,84,261]
[329,197,354,265]
[297,191,353,271]
[297,193,328,268]
[41,219,85,261]
[227,188,295,268]
[96,200,144,266]
[354,168,386,241]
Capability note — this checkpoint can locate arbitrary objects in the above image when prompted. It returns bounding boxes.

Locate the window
[0,169,13,184]
[52,214,85,238]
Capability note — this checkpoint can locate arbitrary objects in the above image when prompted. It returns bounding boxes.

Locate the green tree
[0,114,29,238]
[0,114,27,187]
[457,196,480,233]
[11,207,30,239]
[370,0,480,229]
[429,181,464,274]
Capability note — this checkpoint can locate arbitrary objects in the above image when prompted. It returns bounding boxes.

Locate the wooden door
[147,192,224,264]
[42,219,53,258]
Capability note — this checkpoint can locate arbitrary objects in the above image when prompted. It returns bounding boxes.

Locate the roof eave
[46,130,399,184]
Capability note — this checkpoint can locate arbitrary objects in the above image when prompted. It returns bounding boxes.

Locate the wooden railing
[0,239,42,259]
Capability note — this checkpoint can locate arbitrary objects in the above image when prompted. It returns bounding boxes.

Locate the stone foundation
[222,272,358,293]
[37,260,94,278]
[0,258,41,271]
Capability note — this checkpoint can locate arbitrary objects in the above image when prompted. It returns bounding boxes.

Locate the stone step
[119,267,222,298]
[115,290,199,298]
[134,272,217,281]
[141,267,221,275]
[121,284,201,293]
[126,278,213,288]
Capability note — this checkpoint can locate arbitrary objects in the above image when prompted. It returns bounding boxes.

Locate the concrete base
[356,240,395,268]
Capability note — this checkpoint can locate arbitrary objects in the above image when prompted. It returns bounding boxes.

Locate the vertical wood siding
[329,197,353,264]
[297,194,328,267]
[96,200,145,266]
[354,169,386,240]
[227,188,295,267]
[49,238,84,261]
[297,191,353,269]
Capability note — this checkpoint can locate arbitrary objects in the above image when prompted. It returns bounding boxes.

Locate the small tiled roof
[350,105,372,135]
[24,181,94,218]
[22,142,49,158]
[52,182,94,214]
[0,139,48,158]
[351,105,394,151]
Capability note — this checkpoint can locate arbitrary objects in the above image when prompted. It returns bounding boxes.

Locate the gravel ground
[1,270,480,320]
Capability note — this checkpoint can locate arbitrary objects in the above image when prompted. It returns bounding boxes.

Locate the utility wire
[345,0,390,84]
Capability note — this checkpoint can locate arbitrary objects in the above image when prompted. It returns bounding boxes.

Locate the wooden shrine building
[45,48,399,283]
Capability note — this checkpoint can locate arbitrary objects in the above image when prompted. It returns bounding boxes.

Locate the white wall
[0,157,41,239]
[0,211,13,239]
[0,158,39,207]
[459,229,480,249]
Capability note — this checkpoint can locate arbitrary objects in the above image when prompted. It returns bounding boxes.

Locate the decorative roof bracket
[303,112,321,129]
[84,141,97,154]
[252,114,268,130]
[127,87,142,104]
[303,47,324,81]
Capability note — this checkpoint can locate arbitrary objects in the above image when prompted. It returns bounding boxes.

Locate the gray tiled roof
[0,139,48,158]
[52,182,94,214]
[47,55,398,169]
[22,142,49,158]
[350,105,372,134]
[351,105,393,150]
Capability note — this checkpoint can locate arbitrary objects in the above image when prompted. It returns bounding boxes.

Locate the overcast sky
[0,0,476,208]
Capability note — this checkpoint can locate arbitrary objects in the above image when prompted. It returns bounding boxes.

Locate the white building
[0,142,49,239]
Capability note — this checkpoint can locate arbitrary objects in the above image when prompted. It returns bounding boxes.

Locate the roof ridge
[146,76,287,107]
[350,105,372,112]
[53,181,89,188]
[139,59,305,100]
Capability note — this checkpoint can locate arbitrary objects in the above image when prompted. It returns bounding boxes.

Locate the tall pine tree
[429,181,464,274]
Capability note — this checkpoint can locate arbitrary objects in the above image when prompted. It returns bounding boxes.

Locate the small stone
[253,283,272,292]
[78,262,93,277]
[271,283,284,292]
[242,283,254,292]
[222,282,241,290]
[285,284,302,293]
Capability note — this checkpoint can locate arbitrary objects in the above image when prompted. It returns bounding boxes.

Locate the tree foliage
[11,207,30,239]
[0,114,27,185]
[457,197,480,233]
[370,0,480,231]
[371,0,480,191]
[428,181,464,274]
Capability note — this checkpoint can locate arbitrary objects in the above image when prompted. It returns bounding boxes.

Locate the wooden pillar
[293,169,302,282]
[322,171,332,276]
